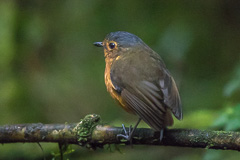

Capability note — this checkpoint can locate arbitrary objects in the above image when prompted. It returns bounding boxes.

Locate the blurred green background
[1,0,240,159]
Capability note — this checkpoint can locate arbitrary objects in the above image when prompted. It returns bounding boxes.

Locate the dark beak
[93,42,103,47]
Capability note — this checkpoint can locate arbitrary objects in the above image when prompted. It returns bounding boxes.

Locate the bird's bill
[93,42,103,47]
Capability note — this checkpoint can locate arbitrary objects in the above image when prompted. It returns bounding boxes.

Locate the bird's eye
[107,41,117,50]
[108,42,116,49]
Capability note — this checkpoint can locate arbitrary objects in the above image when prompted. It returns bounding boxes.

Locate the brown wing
[109,50,182,131]
[110,69,182,131]
[149,52,183,120]
[160,70,183,120]
[113,80,174,131]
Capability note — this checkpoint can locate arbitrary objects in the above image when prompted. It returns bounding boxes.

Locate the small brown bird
[94,31,182,141]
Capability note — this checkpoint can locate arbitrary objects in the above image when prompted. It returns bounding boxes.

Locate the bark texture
[0,114,239,151]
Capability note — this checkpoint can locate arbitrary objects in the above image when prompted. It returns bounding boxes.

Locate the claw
[117,118,142,142]
[117,124,132,140]
[122,124,128,135]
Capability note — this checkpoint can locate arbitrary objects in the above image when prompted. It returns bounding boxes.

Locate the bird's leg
[117,118,141,141]
[159,128,164,141]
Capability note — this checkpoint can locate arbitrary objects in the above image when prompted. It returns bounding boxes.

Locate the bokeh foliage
[0,0,240,159]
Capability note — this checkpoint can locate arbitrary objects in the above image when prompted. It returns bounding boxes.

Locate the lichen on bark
[75,114,102,149]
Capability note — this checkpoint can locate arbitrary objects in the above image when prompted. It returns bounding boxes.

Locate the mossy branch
[0,114,239,151]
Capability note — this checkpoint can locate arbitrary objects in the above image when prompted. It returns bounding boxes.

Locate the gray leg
[159,128,164,141]
[117,118,141,141]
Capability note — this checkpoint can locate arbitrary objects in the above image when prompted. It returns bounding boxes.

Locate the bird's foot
[117,118,141,145]
[117,124,133,141]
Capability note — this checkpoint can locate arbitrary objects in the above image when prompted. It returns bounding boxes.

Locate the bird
[93,31,182,141]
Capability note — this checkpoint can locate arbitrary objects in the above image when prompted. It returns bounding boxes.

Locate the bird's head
[94,31,145,59]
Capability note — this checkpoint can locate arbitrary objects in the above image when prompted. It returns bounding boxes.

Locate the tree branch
[0,114,239,151]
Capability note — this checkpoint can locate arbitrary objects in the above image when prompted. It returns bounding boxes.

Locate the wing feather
[121,89,165,130]
[160,72,182,120]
